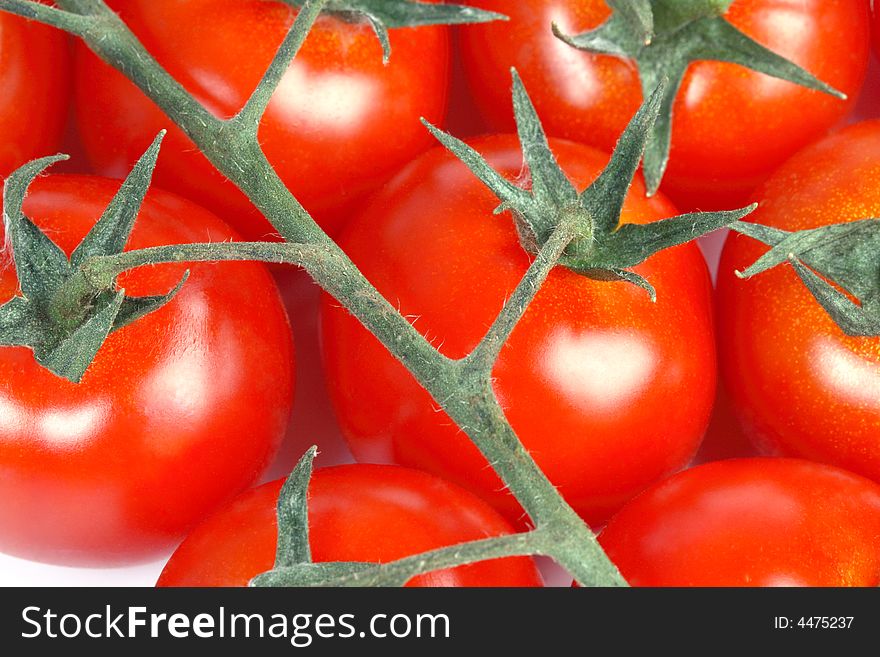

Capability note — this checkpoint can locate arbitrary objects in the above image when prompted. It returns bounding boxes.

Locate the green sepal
[554,0,845,195]
[581,267,658,302]
[424,69,757,299]
[579,76,666,237]
[611,0,653,42]
[652,0,735,30]
[582,205,757,274]
[3,155,72,305]
[113,271,190,330]
[0,132,191,382]
[561,0,653,57]
[274,446,318,568]
[421,119,531,212]
[511,69,577,235]
[286,0,506,62]
[731,219,880,337]
[71,131,164,268]
[250,446,389,587]
[789,257,880,337]
[734,220,879,300]
[0,296,41,348]
[35,290,125,383]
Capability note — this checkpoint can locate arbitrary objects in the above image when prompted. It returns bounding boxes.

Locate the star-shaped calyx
[422,69,757,301]
[285,0,506,62]
[553,0,845,195]
[732,220,880,337]
[0,132,189,383]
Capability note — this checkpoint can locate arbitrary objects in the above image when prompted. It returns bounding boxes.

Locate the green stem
[91,242,320,276]
[0,0,91,32]
[445,390,624,586]
[233,0,328,132]
[86,240,450,381]
[255,531,549,587]
[468,218,576,370]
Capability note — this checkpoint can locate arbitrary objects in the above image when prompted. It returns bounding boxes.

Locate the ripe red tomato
[873,0,880,54]
[458,0,869,210]
[320,134,717,526]
[74,0,453,239]
[0,175,295,565]
[717,121,880,483]
[157,464,543,587]
[599,458,880,586]
[0,10,70,177]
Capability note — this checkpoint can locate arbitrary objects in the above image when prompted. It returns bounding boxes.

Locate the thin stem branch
[83,240,454,384]
[55,0,109,13]
[233,0,328,132]
[256,531,550,587]
[334,531,548,586]
[0,0,91,33]
[91,242,323,277]
[437,388,625,586]
[468,217,576,371]
[53,0,227,162]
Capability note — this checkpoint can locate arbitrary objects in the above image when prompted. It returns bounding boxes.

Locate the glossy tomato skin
[459,0,869,210]
[74,0,451,239]
[0,10,70,177]
[320,135,717,526]
[717,121,880,482]
[599,458,880,587]
[0,175,295,565]
[157,464,543,587]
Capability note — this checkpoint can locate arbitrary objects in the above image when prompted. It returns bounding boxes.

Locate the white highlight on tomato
[272,68,377,136]
[542,329,656,414]
[811,336,880,408]
[37,403,108,449]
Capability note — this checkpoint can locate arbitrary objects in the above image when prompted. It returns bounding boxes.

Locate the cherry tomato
[458,0,869,210]
[873,0,880,55]
[0,175,295,565]
[599,458,880,586]
[717,121,880,483]
[320,134,717,526]
[157,463,543,587]
[74,0,452,239]
[0,9,70,177]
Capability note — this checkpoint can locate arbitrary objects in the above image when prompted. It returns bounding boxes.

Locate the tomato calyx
[731,219,880,337]
[424,69,756,300]
[0,132,189,383]
[283,0,506,63]
[553,0,845,196]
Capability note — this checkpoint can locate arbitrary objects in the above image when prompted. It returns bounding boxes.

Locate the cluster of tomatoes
[1,0,880,587]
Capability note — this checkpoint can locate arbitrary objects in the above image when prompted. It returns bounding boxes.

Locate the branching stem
[232,0,328,132]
